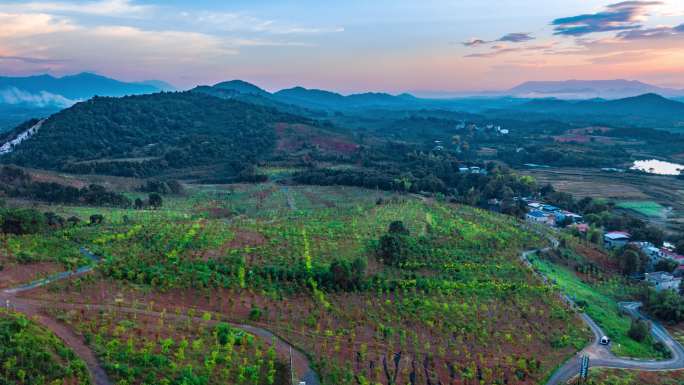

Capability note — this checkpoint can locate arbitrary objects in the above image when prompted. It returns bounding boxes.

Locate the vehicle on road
[600,336,610,345]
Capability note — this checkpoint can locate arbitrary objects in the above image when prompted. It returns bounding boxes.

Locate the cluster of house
[524,201,583,227]
[603,231,684,292]
[455,121,510,135]
[523,200,683,292]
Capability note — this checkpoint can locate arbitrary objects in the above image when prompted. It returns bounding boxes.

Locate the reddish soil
[28,171,88,189]
[301,190,336,208]
[24,279,579,385]
[553,135,613,144]
[572,242,619,273]
[274,123,359,155]
[0,262,64,289]
[252,185,277,209]
[18,282,315,382]
[2,291,111,385]
[225,229,266,249]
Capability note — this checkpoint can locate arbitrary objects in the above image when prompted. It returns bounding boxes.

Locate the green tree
[628,319,650,342]
[148,193,163,209]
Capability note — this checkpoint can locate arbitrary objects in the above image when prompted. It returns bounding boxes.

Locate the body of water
[631,159,684,176]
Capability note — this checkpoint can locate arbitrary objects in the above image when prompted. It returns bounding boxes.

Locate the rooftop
[604,231,631,240]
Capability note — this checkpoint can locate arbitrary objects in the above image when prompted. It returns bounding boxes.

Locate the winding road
[1,248,320,385]
[521,242,684,385]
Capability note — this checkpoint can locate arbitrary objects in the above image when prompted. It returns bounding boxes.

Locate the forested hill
[1,92,310,178]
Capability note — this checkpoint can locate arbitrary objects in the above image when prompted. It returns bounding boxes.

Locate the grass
[616,200,666,218]
[529,255,666,359]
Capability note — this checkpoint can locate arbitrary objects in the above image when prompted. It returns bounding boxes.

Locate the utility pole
[290,346,294,385]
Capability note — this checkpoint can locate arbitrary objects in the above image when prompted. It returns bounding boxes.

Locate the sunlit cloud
[465,42,556,58]
[2,0,152,17]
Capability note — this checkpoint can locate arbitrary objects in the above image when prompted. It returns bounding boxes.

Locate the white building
[645,272,682,292]
[604,231,631,249]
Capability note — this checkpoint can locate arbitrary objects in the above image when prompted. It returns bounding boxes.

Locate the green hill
[1,92,308,178]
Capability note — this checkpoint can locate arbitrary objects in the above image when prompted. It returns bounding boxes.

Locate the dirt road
[1,249,320,385]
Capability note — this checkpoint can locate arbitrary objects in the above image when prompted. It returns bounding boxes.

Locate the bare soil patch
[0,262,64,289]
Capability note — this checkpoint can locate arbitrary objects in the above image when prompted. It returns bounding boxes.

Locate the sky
[0,0,683,94]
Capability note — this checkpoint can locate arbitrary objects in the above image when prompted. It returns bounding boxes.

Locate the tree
[0,208,47,235]
[328,257,366,291]
[67,216,81,226]
[388,221,409,236]
[618,248,646,275]
[645,288,684,322]
[628,319,650,342]
[89,214,104,225]
[148,193,163,209]
[378,222,414,267]
[134,198,145,210]
[655,259,679,274]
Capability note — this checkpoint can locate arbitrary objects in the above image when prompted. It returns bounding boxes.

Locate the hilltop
[1,92,305,178]
[0,91,358,179]
[0,72,173,131]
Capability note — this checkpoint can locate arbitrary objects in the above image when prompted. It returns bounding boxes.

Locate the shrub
[627,319,650,342]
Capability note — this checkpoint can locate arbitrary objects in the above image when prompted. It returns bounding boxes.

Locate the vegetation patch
[0,309,91,385]
[616,200,666,218]
[529,254,666,359]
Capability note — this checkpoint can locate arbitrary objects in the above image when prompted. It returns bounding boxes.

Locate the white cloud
[0,12,77,38]
[3,0,152,17]
[188,11,344,35]
[0,86,76,107]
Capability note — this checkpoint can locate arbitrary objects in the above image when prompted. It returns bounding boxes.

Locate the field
[0,309,91,384]
[529,252,666,359]
[616,200,667,218]
[8,182,593,385]
[520,167,684,233]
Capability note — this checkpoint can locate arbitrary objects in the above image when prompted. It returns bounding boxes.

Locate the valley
[0,77,684,385]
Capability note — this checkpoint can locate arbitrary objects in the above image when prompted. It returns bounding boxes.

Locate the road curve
[1,248,320,385]
[521,246,684,385]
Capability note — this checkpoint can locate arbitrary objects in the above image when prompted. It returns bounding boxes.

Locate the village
[524,199,684,293]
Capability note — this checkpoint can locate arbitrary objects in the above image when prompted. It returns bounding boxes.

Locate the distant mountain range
[0,72,174,130]
[493,93,684,129]
[0,72,173,101]
[193,80,423,112]
[506,79,684,100]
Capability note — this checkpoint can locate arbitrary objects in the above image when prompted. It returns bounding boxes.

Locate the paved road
[521,242,684,385]
[2,247,320,385]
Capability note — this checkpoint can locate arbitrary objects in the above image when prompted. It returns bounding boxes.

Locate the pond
[631,159,684,176]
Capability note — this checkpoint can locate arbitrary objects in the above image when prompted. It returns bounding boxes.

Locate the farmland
[520,167,684,234]
[616,201,667,218]
[8,182,592,385]
[0,309,91,384]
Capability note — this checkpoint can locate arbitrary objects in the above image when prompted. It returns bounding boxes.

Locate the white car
[600,336,610,345]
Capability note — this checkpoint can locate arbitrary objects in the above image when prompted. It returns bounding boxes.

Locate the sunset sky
[1,0,683,93]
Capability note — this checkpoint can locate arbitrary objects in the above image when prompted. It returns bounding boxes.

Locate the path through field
[1,248,320,385]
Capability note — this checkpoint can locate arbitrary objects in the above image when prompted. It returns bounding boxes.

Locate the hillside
[0,73,172,131]
[502,93,684,127]
[0,92,308,178]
